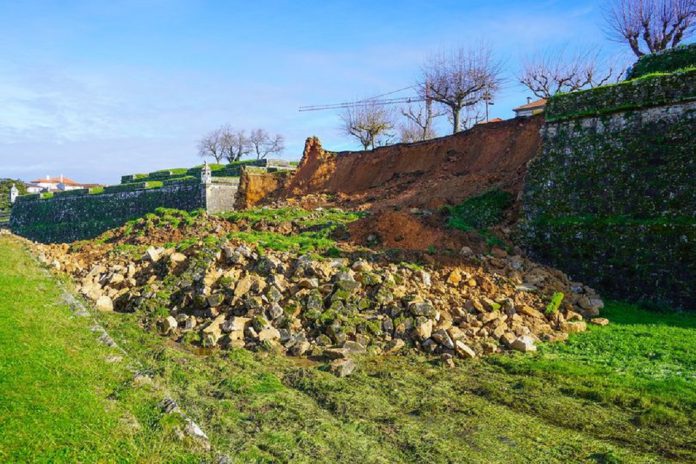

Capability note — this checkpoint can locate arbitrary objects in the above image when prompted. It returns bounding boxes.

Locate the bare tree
[341,101,395,150]
[520,49,623,98]
[398,102,443,142]
[605,0,696,57]
[448,104,486,131]
[249,129,285,160]
[198,128,224,163]
[420,45,502,134]
[220,126,251,162]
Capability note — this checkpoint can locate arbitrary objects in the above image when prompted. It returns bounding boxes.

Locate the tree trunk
[452,106,460,134]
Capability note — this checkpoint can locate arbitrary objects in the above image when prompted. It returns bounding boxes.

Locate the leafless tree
[219,126,251,163]
[604,0,696,57]
[198,128,225,163]
[398,102,443,142]
[420,45,502,134]
[249,129,285,160]
[519,49,623,98]
[448,104,486,131]
[341,101,395,150]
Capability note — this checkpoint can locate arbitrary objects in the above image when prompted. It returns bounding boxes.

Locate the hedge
[627,43,696,79]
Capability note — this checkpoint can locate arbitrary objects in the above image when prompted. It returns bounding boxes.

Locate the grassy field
[0,236,208,463]
[1,235,694,463]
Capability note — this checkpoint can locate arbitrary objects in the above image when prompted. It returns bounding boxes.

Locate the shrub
[545,292,564,315]
[444,190,514,232]
[627,43,696,79]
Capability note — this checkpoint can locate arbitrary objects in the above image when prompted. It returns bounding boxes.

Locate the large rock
[95,295,114,312]
[157,316,178,335]
[510,335,537,353]
[384,338,406,354]
[144,246,164,263]
[258,327,281,342]
[324,347,349,359]
[330,358,356,377]
[202,314,227,346]
[454,341,476,359]
[170,252,187,264]
[414,318,433,340]
[431,329,455,349]
[222,317,250,333]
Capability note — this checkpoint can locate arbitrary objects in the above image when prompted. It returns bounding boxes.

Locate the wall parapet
[545,68,696,122]
[119,159,295,184]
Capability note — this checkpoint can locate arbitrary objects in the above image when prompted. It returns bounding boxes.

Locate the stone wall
[522,70,696,309]
[10,159,298,243]
[205,178,240,214]
[11,179,206,243]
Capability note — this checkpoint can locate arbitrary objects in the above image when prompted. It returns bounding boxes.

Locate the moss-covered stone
[522,93,696,309]
[10,181,205,243]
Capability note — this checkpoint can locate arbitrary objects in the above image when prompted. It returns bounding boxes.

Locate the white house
[513,98,547,118]
[29,175,100,192]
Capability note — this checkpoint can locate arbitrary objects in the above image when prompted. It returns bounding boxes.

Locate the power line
[299,85,420,112]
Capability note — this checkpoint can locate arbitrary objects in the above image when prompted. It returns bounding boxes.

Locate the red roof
[478,118,504,124]
[513,98,547,112]
[31,176,82,186]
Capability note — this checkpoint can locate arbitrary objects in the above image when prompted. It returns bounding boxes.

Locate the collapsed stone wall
[284,116,543,210]
[522,69,696,310]
[235,167,295,210]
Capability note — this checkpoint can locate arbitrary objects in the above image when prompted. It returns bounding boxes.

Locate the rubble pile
[35,237,606,370]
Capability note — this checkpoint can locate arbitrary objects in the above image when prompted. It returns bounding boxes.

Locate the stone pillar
[201,162,212,212]
[201,161,212,185]
[9,184,18,204]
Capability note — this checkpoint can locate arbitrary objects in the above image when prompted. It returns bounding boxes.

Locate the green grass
[222,207,366,255]
[0,236,207,463]
[2,235,694,462]
[221,206,364,227]
[444,190,513,232]
[443,190,513,250]
[228,230,340,254]
[96,297,696,463]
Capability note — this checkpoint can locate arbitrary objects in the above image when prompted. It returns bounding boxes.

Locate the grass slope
[2,234,694,462]
[99,304,696,462]
[0,236,207,463]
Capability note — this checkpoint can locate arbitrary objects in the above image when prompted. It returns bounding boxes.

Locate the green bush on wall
[119,159,268,184]
[627,43,696,79]
[546,68,696,122]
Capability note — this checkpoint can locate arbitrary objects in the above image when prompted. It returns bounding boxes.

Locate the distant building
[29,175,101,193]
[513,98,547,118]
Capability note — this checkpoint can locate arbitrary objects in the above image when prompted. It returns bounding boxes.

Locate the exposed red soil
[348,210,488,253]
[233,117,542,254]
[285,115,543,212]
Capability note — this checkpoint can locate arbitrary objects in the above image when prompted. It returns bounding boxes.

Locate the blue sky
[0,0,635,184]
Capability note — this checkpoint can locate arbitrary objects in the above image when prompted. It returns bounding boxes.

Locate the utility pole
[424,79,433,139]
[483,91,494,122]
